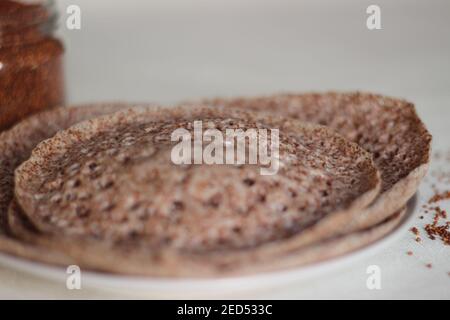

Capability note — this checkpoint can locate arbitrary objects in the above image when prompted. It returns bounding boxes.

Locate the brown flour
[0,0,64,131]
[408,150,450,275]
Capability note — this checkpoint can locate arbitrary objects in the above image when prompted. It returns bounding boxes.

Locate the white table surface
[0,0,449,299]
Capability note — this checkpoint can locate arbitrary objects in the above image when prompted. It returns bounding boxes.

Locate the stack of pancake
[0,92,431,277]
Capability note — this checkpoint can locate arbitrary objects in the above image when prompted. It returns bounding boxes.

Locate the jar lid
[0,0,54,29]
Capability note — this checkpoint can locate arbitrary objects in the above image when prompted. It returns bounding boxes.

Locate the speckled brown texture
[249,206,407,273]
[6,198,406,276]
[0,103,132,262]
[0,95,425,277]
[0,1,49,29]
[0,0,64,131]
[205,92,431,192]
[0,104,400,276]
[15,106,379,252]
[204,92,432,230]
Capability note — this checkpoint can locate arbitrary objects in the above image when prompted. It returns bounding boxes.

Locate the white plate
[0,196,416,298]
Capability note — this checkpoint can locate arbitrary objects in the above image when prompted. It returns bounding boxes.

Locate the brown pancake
[7,198,407,276]
[12,105,380,276]
[0,103,133,263]
[204,92,432,231]
[252,206,407,273]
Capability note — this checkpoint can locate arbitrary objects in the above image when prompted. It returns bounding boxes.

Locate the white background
[0,0,449,299]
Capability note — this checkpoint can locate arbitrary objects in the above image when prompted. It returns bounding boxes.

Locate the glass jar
[0,0,65,131]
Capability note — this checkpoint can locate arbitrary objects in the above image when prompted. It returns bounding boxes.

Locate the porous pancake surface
[0,104,129,233]
[15,106,379,254]
[206,92,432,193]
